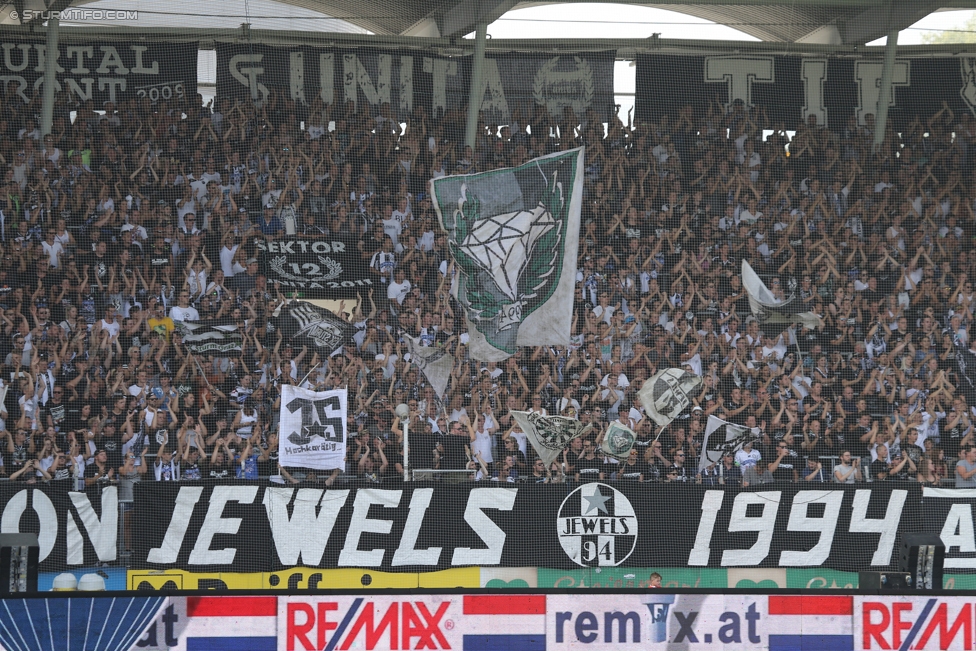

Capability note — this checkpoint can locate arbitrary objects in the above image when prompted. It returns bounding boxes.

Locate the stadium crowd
[0,84,975,494]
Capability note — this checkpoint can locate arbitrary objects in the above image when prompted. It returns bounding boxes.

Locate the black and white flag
[511,410,593,468]
[742,260,822,331]
[404,335,454,399]
[270,301,355,355]
[698,415,761,471]
[278,386,347,470]
[637,368,702,429]
[177,319,242,355]
[600,421,637,461]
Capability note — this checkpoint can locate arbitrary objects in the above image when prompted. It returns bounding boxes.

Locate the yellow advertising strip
[127,566,482,591]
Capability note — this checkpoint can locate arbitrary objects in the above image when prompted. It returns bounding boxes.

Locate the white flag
[278,385,347,471]
[741,260,822,330]
[405,335,454,399]
[638,368,703,429]
[511,410,592,468]
[698,415,761,471]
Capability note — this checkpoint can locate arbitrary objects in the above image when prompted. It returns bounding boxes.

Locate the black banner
[0,485,117,571]
[0,40,196,105]
[636,54,976,131]
[215,44,616,122]
[922,487,976,573]
[133,482,928,573]
[254,236,373,298]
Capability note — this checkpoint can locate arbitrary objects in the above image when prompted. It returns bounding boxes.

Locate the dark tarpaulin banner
[254,236,373,298]
[636,53,976,132]
[215,43,464,119]
[471,52,617,124]
[0,485,117,571]
[133,482,927,573]
[0,40,196,105]
[215,44,615,123]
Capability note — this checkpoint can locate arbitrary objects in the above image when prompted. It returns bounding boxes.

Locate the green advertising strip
[538,567,976,590]
[537,567,728,589]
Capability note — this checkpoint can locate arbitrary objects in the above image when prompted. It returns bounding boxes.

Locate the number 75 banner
[278,386,347,470]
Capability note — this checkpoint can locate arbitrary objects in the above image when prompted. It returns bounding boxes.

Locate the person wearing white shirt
[387,269,411,306]
[735,440,761,469]
[168,290,200,323]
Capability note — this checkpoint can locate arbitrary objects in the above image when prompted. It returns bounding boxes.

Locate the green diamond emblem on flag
[430,147,584,361]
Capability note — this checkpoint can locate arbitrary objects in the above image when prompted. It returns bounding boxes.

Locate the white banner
[278,386,347,470]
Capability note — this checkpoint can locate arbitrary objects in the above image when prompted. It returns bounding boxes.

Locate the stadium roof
[4,0,975,48]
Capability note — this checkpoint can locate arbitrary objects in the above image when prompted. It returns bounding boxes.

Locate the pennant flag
[638,368,702,429]
[404,335,454,399]
[269,300,355,355]
[178,319,242,355]
[698,415,761,471]
[278,386,347,470]
[430,147,584,361]
[511,410,592,467]
[601,421,637,460]
[741,260,822,330]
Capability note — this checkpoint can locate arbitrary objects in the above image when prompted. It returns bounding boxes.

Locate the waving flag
[638,368,702,429]
[405,335,455,399]
[601,421,637,460]
[511,410,593,468]
[178,319,242,355]
[698,415,762,471]
[431,148,584,361]
[270,300,355,355]
[742,260,822,330]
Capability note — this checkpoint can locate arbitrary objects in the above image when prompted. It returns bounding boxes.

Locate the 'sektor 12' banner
[216,44,616,122]
[0,40,196,105]
[253,236,373,298]
[636,54,976,131]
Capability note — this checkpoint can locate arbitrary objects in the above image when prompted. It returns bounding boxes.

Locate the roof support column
[40,16,59,137]
[873,28,898,150]
[464,22,487,151]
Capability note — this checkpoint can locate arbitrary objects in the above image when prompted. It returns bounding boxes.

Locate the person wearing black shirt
[439,421,470,482]
[84,449,115,486]
[574,440,604,482]
[768,442,799,482]
[870,445,913,481]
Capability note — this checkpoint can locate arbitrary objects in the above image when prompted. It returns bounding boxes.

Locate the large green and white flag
[430,147,584,361]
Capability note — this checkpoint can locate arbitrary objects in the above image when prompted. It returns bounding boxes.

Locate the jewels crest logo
[557,482,638,567]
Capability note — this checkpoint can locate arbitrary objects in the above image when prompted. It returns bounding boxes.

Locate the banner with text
[0,485,117,571]
[132,483,928,574]
[0,40,196,105]
[254,236,372,298]
[216,44,615,122]
[278,385,347,470]
[636,54,976,131]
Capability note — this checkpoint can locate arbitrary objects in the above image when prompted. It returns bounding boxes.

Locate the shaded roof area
[6,0,975,45]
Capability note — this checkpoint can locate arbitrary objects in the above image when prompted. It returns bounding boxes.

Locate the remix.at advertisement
[545,594,853,650]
